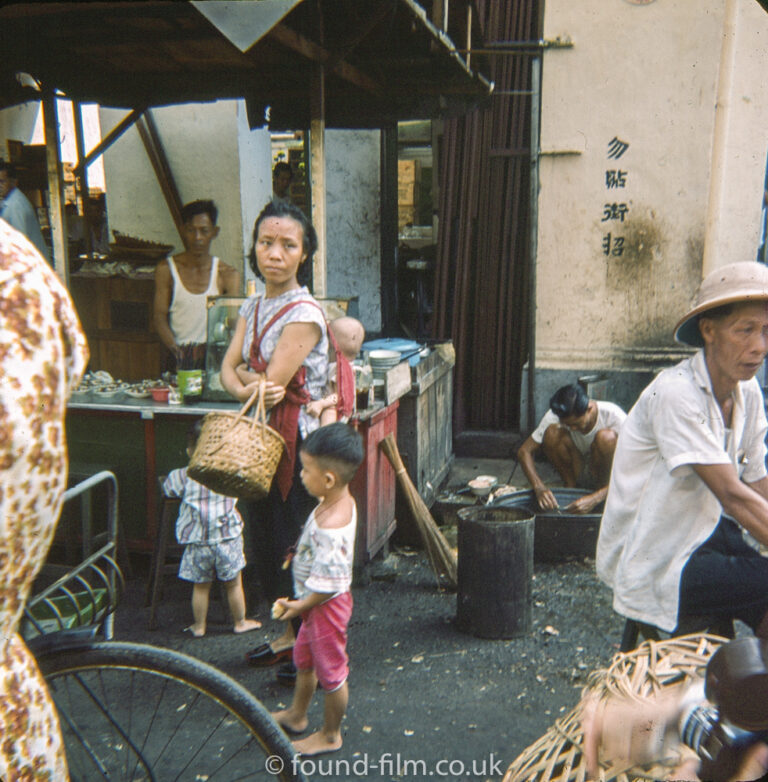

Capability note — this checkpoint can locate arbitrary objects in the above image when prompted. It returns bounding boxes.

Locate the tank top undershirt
[168,256,220,344]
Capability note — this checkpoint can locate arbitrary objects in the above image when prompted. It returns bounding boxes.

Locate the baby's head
[299,422,364,494]
[329,316,365,361]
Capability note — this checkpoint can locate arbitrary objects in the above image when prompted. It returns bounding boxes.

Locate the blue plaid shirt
[163,468,243,544]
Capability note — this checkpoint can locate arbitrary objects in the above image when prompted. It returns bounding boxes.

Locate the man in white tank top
[153,200,240,365]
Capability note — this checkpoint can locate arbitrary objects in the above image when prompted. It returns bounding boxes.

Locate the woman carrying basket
[221,200,334,667]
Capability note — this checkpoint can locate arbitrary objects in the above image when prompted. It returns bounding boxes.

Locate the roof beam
[267,22,382,94]
[324,3,396,71]
[73,108,144,176]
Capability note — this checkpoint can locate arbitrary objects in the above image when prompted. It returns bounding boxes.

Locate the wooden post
[136,112,184,239]
[73,101,92,258]
[41,92,68,282]
[309,62,327,298]
[465,3,472,69]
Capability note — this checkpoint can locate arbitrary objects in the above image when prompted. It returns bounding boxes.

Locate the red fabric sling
[248,299,310,500]
[247,298,355,500]
[248,299,355,500]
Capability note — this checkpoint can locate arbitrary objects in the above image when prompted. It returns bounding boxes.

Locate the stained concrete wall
[528,0,768,427]
[326,129,382,333]
[537,0,768,374]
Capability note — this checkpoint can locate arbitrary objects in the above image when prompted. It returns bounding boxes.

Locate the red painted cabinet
[349,401,398,565]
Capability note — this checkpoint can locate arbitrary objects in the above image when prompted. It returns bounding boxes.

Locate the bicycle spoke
[37,641,304,782]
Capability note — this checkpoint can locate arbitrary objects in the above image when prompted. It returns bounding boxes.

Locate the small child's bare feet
[233,618,263,634]
[292,731,342,757]
[183,625,205,637]
[271,709,308,736]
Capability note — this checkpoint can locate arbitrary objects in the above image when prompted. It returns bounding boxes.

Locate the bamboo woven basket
[502,634,727,782]
[188,382,285,500]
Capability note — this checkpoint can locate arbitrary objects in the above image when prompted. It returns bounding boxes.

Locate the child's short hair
[187,419,204,450]
[301,423,364,485]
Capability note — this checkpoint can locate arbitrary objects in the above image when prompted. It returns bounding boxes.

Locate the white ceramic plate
[124,388,150,399]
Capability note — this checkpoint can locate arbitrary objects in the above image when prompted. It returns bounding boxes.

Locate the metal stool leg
[146,496,179,630]
[620,618,662,652]
[620,619,640,652]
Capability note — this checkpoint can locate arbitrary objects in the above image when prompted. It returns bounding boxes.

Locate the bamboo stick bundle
[380,433,458,588]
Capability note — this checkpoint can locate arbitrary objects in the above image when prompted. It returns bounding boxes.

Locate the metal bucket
[491,488,602,563]
[456,507,534,639]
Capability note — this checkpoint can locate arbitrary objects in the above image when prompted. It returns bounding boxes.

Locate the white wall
[99,100,248,277]
[236,102,272,293]
[0,102,40,150]
[325,129,382,332]
[704,0,768,271]
[536,0,768,371]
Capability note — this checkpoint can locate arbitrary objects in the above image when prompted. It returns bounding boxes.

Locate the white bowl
[368,349,401,367]
[468,475,498,497]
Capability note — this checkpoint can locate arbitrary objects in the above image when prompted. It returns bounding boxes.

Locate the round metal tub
[491,488,602,563]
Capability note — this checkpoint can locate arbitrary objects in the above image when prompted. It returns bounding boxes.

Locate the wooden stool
[145,480,227,631]
[145,486,183,631]
[620,614,735,652]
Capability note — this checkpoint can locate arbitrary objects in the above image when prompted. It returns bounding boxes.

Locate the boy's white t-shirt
[531,400,627,456]
[292,503,357,601]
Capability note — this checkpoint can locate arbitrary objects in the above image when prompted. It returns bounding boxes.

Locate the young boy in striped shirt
[163,420,262,637]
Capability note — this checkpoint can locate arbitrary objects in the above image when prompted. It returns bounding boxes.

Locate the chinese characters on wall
[602,137,629,257]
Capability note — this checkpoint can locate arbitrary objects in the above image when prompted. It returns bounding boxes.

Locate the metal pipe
[42,92,68,280]
[526,56,541,432]
[702,0,739,275]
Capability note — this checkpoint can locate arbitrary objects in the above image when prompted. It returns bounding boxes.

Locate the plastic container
[150,386,170,403]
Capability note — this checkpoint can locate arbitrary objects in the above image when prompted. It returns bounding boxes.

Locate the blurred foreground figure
[0,220,88,779]
[582,637,768,782]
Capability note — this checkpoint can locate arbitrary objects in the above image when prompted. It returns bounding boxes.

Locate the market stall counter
[67,397,239,553]
[67,395,401,566]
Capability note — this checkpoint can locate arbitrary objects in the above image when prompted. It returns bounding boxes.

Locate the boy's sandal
[245,644,293,666]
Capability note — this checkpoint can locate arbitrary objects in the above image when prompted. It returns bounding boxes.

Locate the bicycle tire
[35,639,306,782]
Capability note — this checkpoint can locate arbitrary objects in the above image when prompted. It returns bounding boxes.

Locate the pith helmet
[674,262,768,347]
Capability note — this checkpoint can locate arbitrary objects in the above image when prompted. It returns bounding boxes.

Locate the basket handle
[202,380,270,458]
[232,379,269,433]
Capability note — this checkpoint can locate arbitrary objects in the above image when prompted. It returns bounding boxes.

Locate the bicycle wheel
[35,639,306,782]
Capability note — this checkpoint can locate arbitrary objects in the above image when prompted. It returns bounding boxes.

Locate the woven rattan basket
[188,382,285,500]
[502,634,727,782]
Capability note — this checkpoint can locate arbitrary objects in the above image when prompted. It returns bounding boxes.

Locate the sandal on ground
[245,644,293,666]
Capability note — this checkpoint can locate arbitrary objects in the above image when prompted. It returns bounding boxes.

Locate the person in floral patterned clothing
[0,218,89,780]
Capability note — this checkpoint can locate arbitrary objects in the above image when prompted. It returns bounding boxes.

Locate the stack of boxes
[397,159,420,230]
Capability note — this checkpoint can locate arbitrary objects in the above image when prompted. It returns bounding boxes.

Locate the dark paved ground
[115,491,625,782]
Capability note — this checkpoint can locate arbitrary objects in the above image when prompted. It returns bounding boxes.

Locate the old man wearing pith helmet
[597,261,768,640]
